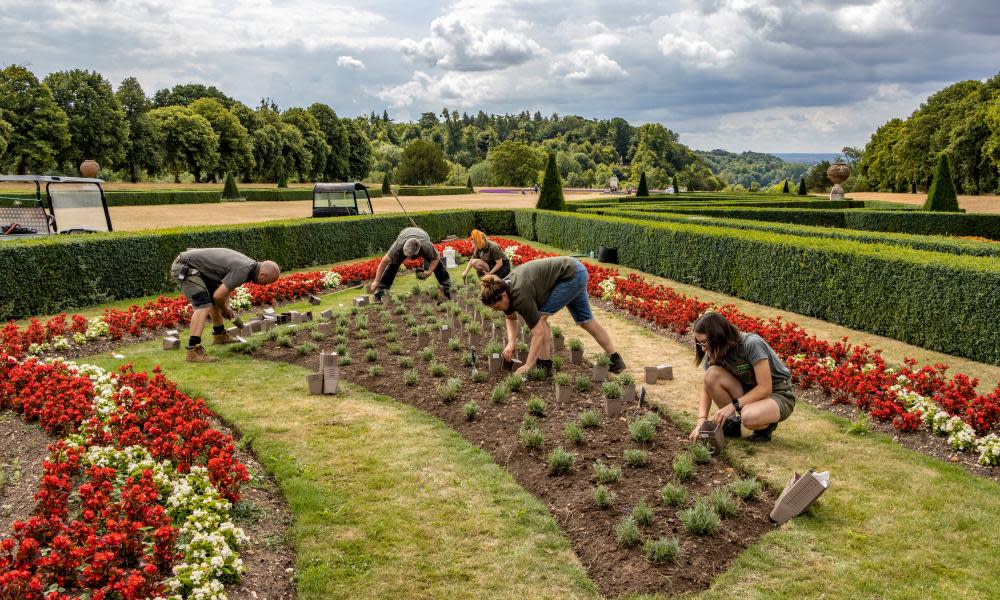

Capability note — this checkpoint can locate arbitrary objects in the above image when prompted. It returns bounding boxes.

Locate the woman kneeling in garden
[461,229,511,281]
[688,312,795,443]
[480,255,625,377]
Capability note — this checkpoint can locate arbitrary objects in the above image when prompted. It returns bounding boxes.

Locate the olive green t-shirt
[475,241,510,271]
[505,256,578,328]
[387,227,438,264]
[178,248,258,290]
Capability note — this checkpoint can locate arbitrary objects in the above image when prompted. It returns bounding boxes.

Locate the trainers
[609,352,627,374]
[213,333,236,345]
[722,413,742,438]
[747,422,777,442]
[186,345,218,363]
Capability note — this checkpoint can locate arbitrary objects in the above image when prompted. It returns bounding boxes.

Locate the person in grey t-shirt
[370,226,451,301]
[687,311,795,442]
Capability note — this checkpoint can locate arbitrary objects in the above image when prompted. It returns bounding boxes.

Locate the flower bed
[0,356,248,598]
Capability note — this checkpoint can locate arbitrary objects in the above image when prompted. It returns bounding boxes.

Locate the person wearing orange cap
[461,229,511,282]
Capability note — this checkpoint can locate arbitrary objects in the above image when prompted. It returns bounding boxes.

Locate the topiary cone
[923,154,959,212]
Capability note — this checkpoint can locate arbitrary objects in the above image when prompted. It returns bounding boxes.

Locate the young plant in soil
[338,354,352,366]
[552,356,564,372]
[688,443,712,464]
[578,409,601,428]
[519,423,544,450]
[463,401,479,421]
[592,460,621,484]
[491,383,511,404]
[362,338,377,349]
[385,332,399,343]
[629,416,657,444]
[403,315,417,327]
[616,372,635,387]
[429,360,448,377]
[503,374,525,393]
[277,334,293,348]
[592,485,615,510]
[710,489,740,519]
[438,378,461,402]
[335,343,349,355]
[448,338,462,352]
[643,537,680,564]
[516,340,529,355]
[310,330,326,341]
[295,342,318,356]
[368,365,383,378]
[461,351,474,367]
[334,334,347,345]
[526,395,546,416]
[547,446,574,475]
[672,453,695,481]
[471,369,488,383]
[527,367,547,382]
[602,380,622,400]
[728,477,762,501]
[388,343,403,355]
[404,370,418,386]
[564,421,584,445]
[420,346,435,361]
[356,328,370,340]
[614,516,641,548]
[679,499,720,535]
[632,499,654,527]
[398,356,414,369]
[393,304,407,316]
[574,375,592,393]
[485,341,502,356]
[660,483,688,507]
[568,338,584,362]
[365,349,378,363]
[623,449,648,467]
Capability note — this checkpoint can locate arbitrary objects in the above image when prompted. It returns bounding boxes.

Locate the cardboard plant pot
[645,366,659,385]
[162,336,180,350]
[417,332,431,348]
[226,326,240,338]
[570,349,584,364]
[165,329,179,338]
[319,308,334,320]
[288,311,302,324]
[591,364,610,382]
[555,384,571,403]
[308,294,322,305]
[323,367,339,395]
[306,373,324,395]
[303,311,314,322]
[353,296,368,307]
[657,364,674,381]
[320,351,339,371]
[440,325,452,342]
[488,353,502,375]
[770,470,830,524]
[553,336,565,352]
[517,350,529,363]
[604,396,622,419]
[621,384,636,403]
[469,332,482,347]
[317,322,333,335]
[697,420,725,453]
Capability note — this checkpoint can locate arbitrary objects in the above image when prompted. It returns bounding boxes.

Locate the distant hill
[695,149,811,189]
[771,153,841,165]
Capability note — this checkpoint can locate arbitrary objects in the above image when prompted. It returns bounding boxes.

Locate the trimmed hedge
[396,186,474,196]
[240,189,311,202]
[0,210,515,320]
[520,210,1000,364]
[591,209,1000,257]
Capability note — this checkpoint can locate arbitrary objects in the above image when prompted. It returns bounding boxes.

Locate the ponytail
[480,274,508,306]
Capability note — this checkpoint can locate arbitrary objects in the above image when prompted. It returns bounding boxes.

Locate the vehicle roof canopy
[313,182,367,193]
[0,175,104,184]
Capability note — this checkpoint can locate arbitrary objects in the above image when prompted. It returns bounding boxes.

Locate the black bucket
[598,246,618,264]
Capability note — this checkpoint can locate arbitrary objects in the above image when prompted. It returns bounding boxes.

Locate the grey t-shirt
[704,332,791,390]
[179,248,258,290]
[386,227,438,264]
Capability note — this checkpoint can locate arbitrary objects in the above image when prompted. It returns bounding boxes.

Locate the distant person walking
[371,226,451,302]
[461,229,511,281]
[480,256,625,377]
[687,312,795,443]
[171,248,280,363]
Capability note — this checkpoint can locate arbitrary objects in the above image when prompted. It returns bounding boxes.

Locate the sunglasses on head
[695,338,709,349]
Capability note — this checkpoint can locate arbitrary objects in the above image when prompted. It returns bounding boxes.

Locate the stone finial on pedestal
[827,162,851,202]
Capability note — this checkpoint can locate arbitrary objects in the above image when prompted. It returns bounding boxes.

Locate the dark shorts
[171,259,219,310]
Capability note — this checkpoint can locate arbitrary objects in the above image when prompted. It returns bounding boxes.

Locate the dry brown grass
[841,191,1000,214]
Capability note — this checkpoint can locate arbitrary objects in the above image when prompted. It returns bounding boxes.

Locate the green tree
[781,179,790,193]
[147,105,219,183]
[44,69,128,171]
[636,171,649,196]
[672,174,679,193]
[396,139,449,185]
[488,140,541,186]
[190,98,254,181]
[308,103,350,181]
[283,107,330,181]
[152,83,234,108]
[923,154,959,212]
[346,119,372,180]
[0,65,70,174]
[0,117,12,158]
[466,176,474,191]
[797,177,807,195]
[250,105,311,184]
[536,153,565,210]
[805,160,833,192]
[222,172,240,199]
[116,77,161,182]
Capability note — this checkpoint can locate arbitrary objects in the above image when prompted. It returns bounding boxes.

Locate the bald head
[256,260,280,285]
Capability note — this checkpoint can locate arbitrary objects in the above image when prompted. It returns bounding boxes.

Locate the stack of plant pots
[645,366,659,385]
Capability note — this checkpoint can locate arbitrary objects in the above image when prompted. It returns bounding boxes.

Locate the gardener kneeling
[461,229,511,280]
[480,256,625,377]
[687,312,795,443]
[171,248,280,363]
[371,226,451,302]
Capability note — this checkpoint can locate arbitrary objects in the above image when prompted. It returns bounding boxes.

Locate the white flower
[322,270,342,288]
[976,434,1000,466]
[503,245,519,260]
[230,286,253,312]
[598,277,618,300]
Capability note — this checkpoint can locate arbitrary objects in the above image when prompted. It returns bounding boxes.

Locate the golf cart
[0,175,112,239]
[311,182,373,218]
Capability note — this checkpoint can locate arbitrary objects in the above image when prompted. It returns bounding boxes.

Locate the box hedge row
[522,210,1000,364]
[589,209,1000,257]
[0,209,514,320]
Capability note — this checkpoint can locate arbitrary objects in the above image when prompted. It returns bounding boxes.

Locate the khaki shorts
[772,388,796,421]
[171,260,218,310]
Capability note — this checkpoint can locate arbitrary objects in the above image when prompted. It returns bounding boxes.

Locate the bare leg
[579,319,617,355]
[469,258,489,275]
[704,366,744,409]
[741,399,781,430]
[189,308,211,340]
[210,306,224,328]
[537,319,553,360]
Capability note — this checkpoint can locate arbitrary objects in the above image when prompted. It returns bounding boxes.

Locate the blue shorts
[539,262,594,324]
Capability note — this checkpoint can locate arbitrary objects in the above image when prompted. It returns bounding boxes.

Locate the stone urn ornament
[79,160,100,178]
[827,162,851,202]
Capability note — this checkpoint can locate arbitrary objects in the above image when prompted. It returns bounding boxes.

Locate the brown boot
[213,333,236,345]
[186,344,218,363]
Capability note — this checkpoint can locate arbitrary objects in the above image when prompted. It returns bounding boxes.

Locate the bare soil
[245,291,775,598]
[0,414,50,533]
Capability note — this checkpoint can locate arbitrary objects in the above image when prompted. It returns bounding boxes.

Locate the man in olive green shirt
[171,248,280,362]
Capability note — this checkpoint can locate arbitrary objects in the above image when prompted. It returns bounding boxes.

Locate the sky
[2,0,1000,153]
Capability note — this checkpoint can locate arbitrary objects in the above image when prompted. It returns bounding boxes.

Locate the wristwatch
[731,397,742,414]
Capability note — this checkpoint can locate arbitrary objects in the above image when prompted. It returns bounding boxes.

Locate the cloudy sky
[2,0,1000,152]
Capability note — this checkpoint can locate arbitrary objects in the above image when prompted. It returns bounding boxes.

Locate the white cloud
[551,50,628,84]
[836,0,914,34]
[337,55,366,70]
[658,33,735,68]
[400,14,542,71]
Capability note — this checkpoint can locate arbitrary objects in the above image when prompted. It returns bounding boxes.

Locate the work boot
[747,422,777,443]
[722,413,742,438]
[609,352,627,374]
[213,333,236,345]
[186,345,218,363]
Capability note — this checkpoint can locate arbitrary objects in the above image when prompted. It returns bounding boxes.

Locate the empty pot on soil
[592,364,610,382]
[605,396,622,418]
[306,373,324,395]
[571,349,584,364]
[555,384,571,403]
